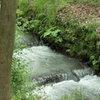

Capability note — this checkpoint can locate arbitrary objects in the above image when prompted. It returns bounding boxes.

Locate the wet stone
[31,71,68,86]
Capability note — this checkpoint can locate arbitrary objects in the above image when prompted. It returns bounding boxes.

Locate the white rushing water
[14,45,100,100]
[14,46,93,82]
[34,75,100,100]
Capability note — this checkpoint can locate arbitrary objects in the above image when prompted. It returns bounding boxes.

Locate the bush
[16,0,100,71]
[11,55,30,99]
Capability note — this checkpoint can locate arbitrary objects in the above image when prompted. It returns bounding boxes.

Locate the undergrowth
[16,0,100,70]
[11,0,100,99]
[11,48,31,99]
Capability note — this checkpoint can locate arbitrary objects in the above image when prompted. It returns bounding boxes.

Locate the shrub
[11,55,30,99]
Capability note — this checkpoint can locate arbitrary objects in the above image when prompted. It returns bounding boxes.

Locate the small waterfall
[33,75,100,100]
[14,32,43,49]
[14,33,100,100]
[14,46,94,85]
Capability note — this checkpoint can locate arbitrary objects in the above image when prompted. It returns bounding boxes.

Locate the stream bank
[16,1,100,72]
[35,2,100,74]
[13,32,100,100]
[13,1,100,99]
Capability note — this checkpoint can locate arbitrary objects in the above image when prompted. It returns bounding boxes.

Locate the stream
[14,33,100,100]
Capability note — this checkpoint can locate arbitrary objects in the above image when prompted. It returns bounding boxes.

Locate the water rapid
[34,75,100,100]
[14,33,100,100]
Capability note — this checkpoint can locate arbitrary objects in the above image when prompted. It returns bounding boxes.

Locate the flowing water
[14,33,100,100]
[34,75,100,100]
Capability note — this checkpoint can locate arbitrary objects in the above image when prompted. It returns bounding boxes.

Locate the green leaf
[43,31,51,37]
[55,37,62,43]
[52,29,61,37]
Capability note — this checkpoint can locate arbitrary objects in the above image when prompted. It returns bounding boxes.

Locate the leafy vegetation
[11,52,30,99]
[15,0,100,71]
[60,89,87,100]
[11,0,100,99]
[60,89,100,100]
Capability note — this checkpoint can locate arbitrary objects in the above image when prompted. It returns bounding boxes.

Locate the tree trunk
[0,0,16,100]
